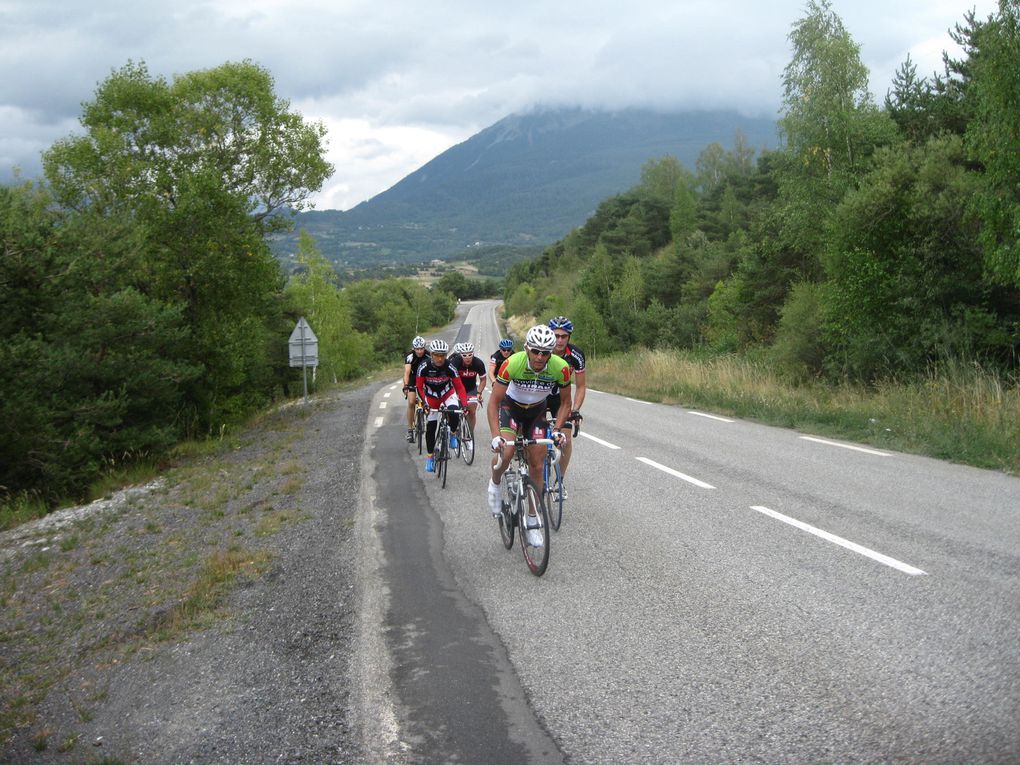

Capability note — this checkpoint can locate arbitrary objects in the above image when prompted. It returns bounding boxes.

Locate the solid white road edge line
[800,436,891,456]
[636,457,716,489]
[750,505,927,576]
[578,432,621,449]
[625,397,652,405]
[688,411,734,423]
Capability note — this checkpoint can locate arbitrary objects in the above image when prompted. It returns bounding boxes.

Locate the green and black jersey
[494,351,571,406]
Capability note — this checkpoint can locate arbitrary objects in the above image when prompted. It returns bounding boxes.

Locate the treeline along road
[3,299,1018,763]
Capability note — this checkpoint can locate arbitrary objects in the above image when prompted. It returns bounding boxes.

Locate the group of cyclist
[402,316,586,547]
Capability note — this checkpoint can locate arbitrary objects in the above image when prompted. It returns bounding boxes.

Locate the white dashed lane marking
[750,505,926,576]
[635,457,715,489]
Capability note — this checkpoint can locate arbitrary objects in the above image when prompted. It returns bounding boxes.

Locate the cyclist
[450,341,487,438]
[489,338,514,382]
[415,339,469,473]
[487,325,571,547]
[403,335,428,443]
[546,316,586,497]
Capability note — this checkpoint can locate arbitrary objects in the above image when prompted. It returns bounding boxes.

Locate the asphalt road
[357,300,1020,764]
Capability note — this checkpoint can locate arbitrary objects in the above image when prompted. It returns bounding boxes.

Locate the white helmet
[411,335,426,349]
[428,339,449,354]
[459,341,474,354]
[525,325,556,352]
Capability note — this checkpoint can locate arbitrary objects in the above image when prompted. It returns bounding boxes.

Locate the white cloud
[0,0,1003,208]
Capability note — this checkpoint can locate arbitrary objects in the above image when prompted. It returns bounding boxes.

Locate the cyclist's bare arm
[572,369,586,412]
[553,385,572,434]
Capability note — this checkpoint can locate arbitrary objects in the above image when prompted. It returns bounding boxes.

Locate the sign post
[288,318,319,402]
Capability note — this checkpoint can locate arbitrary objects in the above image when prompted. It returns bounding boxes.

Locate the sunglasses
[553,333,569,339]
[529,349,551,357]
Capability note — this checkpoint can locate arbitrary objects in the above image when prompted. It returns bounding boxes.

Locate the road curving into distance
[357,299,1020,764]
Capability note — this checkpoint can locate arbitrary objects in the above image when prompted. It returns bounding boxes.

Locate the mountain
[271,107,778,268]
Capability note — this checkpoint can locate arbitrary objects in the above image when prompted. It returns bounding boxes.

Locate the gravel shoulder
[1,381,378,763]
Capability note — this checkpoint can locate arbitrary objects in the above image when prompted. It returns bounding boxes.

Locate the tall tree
[43,60,333,429]
[966,0,1020,288]
[779,0,887,181]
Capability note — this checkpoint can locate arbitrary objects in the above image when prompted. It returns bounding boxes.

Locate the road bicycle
[431,405,456,489]
[544,411,581,532]
[495,433,558,576]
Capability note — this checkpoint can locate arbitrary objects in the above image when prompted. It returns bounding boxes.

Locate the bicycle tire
[546,456,563,531]
[436,420,448,487]
[518,477,550,576]
[415,408,425,455]
[498,480,515,549]
[460,418,475,465]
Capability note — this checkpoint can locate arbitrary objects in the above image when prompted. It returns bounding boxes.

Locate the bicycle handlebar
[492,436,558,471]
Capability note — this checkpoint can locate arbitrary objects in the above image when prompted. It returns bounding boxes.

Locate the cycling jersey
[451,355,487,394]
[415,357,469,408]
[547,342,585,416]
[495,351,570,406]
[404,349,426,386]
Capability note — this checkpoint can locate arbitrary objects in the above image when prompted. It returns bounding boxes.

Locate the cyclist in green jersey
[487,325,571,545]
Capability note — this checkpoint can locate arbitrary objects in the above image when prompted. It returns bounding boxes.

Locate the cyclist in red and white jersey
[415,339,469,473]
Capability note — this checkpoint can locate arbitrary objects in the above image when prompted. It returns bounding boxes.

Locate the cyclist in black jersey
[450,342,487,437]
[488,338,514,383]
[546,316,586,497]
[403,336,428,442]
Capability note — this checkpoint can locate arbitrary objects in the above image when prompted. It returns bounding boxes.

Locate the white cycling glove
[491,436,506,452]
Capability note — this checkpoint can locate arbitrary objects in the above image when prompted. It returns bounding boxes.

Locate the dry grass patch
[592,349,1020,473]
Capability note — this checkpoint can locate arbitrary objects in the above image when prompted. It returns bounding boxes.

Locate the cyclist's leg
[524,413,548,495]
[406,390,417,428]
[491,401,518,483]
[424,411,438,455]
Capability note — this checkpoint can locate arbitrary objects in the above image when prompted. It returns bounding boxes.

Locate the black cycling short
[498,398,547,440]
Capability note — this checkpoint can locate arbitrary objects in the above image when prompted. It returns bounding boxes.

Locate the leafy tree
[569,295,613,359]
[1,183,199,501]
[780,0,886,181]
[42,60,332,430]
[285,231,371,383]
[822,135,1004,378]
[966,0,1020,288]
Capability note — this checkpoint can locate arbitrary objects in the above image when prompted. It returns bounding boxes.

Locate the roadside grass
[592,349,1020,474]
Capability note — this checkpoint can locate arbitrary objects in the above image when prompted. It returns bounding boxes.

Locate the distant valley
[270,107,778,271]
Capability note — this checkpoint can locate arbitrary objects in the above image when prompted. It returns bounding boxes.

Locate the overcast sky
[0,0,998,211]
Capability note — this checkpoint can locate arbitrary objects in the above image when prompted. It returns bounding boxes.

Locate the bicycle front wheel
[498,481,515,550]
[415,409,425,455]
[518,477,550,576]
[546,457,563,531]
[459,418,474,465]
[436,423,449,488]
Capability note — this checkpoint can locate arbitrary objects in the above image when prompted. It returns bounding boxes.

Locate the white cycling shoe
[487,480,502,517]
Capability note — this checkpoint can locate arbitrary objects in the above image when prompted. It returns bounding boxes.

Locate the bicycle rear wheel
[459,418,474,465]
[518,477,550,576]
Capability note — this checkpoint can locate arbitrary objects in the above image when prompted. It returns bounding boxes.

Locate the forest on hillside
[505,0,1020,384]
